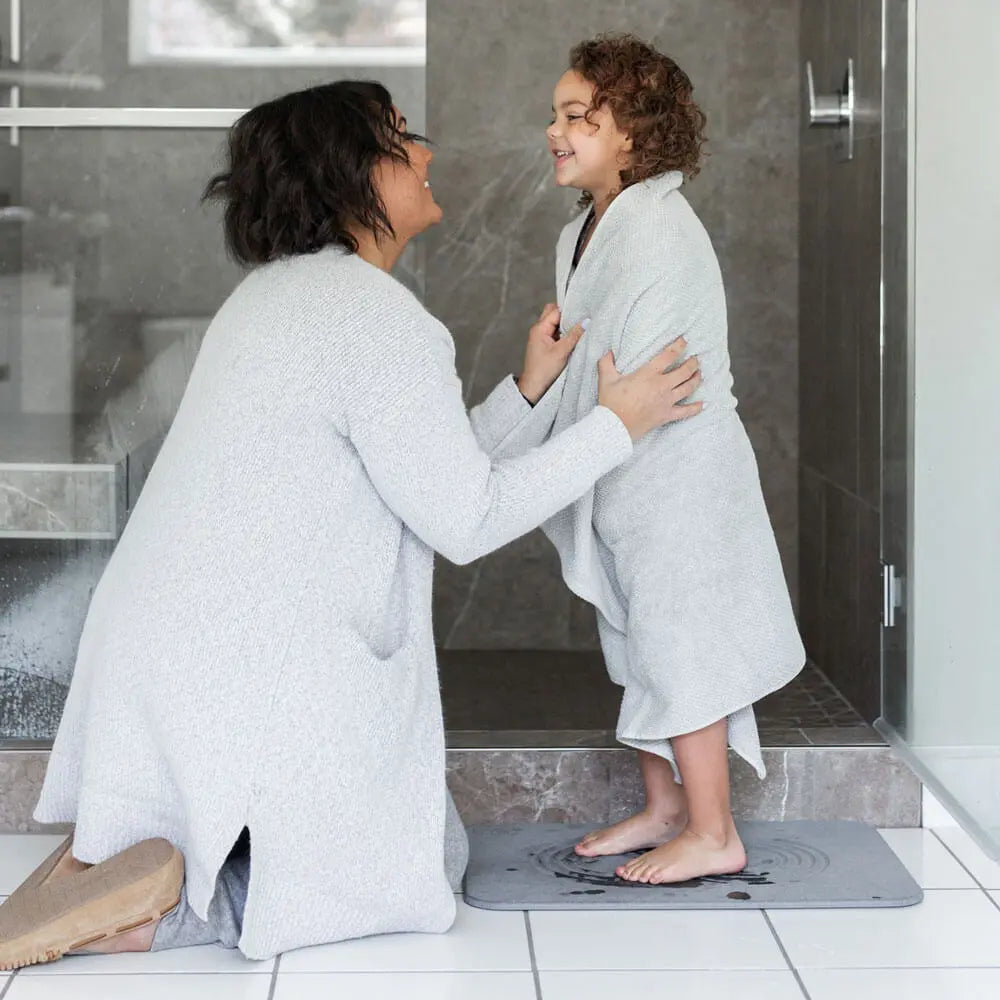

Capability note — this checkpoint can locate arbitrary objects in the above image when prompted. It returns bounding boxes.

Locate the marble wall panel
[0,751,71,833]
[446,746,920,829]
[429,0,801,648]
[3,746,919,833]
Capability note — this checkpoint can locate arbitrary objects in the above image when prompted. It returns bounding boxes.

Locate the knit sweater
[34,247,633,959]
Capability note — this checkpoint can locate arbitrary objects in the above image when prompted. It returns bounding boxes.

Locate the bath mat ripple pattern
[464,820,921,910]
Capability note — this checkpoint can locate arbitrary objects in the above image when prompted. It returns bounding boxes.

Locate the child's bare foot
[616,822,747,883]
[574,808,687,857]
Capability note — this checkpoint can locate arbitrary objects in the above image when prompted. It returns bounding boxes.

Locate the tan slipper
[4,836,75,903]
[0,837,183,971]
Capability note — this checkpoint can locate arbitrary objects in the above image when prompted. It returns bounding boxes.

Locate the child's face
[547,70,633,202]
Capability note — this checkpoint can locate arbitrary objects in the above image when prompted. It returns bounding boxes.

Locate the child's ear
[623,135,634,152]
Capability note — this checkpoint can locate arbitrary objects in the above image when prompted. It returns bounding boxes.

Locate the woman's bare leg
[617,718,746,883]
[574,749,688,856]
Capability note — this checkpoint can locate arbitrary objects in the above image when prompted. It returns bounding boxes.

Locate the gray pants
[151,796,469,952]
[151,828,250,951]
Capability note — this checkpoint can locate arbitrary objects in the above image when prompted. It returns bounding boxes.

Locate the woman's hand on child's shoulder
[597,338,703,442]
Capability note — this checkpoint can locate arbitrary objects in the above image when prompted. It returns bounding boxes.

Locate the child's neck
[588,184,619,223]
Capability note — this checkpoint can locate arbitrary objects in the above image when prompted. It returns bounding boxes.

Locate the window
[129,0,426,67]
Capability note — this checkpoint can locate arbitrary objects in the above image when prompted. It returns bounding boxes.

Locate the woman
[0,80,701,967]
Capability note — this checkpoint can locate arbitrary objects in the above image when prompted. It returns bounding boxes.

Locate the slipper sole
[0,837,183,971]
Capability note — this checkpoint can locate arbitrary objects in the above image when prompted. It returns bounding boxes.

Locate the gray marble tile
[448,746,922,828]
[607,749,649,824]
[730,747,920,825]
[4,744,919,833]
[447,750,612,825]
[435,530,579,651]
[0,751,70,833]
[722,0,800,148]
[427,0,800,649]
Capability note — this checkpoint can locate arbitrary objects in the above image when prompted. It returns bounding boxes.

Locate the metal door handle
[806,58,855,126]
[805,58,855,160]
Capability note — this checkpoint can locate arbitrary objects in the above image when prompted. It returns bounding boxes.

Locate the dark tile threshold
[440,651,877,744]
[446,723,884,751]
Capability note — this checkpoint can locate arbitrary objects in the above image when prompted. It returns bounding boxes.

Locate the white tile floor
[1,829,999,999]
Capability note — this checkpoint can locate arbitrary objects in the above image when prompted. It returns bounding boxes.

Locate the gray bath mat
[464,821,922,910]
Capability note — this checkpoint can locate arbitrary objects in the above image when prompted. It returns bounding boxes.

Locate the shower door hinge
[882,562,904,627]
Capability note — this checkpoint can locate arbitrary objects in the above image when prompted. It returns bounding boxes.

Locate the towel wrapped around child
[507,171,805,777]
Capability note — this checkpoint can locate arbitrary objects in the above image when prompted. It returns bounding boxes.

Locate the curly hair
[568,33,707,207]
[202,80,426,265]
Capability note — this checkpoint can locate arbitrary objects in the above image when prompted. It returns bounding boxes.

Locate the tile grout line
[929,829,994,894]
[762,910,812,1000]
[523,911,543,1000]
[266,953,282,1000]
[0,969,16,1000]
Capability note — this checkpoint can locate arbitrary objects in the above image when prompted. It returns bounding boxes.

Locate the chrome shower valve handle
[805,57,855,160]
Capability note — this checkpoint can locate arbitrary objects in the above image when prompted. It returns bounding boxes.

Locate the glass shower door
[878,0,1000,861]
[0,0,426,744]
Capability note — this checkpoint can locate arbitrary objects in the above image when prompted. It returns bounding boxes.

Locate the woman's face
[546,70,633,199]
[371,109,442,242]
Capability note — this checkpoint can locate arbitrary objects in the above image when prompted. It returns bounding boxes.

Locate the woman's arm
[468,303,581,458]
[338,304,632,567]
[468,374,535,455]
[468,371,563,458]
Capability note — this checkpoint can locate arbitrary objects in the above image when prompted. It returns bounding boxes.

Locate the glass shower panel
[0,127,232,740]
[0,0,426,745]
[13,1,426,121]
[878,0,1000,859]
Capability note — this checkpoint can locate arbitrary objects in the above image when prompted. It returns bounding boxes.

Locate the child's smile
[546,69,633,209]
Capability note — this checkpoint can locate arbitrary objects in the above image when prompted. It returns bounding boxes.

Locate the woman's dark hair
[202,80,426,265]
[569,33,708,207]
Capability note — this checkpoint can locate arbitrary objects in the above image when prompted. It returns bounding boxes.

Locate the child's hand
[516,303,587,404]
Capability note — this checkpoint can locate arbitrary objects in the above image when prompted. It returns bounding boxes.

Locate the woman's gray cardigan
[34,247,633,959]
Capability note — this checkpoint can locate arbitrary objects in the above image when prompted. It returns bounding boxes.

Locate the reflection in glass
[16,1,427,115]
[0,127,424,740]
[131,0,426,65]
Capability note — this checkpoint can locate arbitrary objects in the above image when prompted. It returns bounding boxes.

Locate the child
[532,34,805,883]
